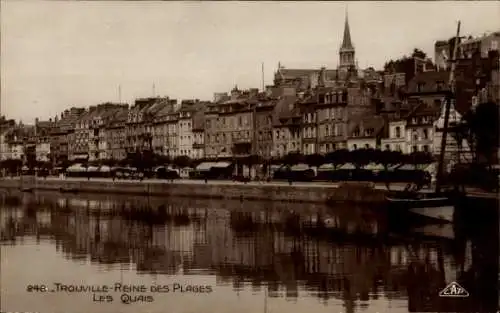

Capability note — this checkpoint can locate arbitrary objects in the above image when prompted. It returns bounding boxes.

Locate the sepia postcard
[1,1,499,313]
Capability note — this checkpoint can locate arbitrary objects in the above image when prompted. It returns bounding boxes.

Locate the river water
[0,191,497,313]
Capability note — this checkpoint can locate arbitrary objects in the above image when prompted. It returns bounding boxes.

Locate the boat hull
[386,194,455,224]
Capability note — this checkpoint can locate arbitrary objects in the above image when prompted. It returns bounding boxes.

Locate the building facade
[381,120,408,153]
[346,116,385,151]
[272,96,301,158]
[254,97,277,159]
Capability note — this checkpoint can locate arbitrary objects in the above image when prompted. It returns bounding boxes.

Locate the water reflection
[0,191,497,313]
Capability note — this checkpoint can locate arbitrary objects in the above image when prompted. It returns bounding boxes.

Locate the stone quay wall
[0,178,388,204]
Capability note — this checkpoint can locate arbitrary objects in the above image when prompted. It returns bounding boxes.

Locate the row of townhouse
[0,70,494,165]
[1,43,497,164]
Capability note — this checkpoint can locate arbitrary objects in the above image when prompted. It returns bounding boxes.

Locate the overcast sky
[1,1,499,123]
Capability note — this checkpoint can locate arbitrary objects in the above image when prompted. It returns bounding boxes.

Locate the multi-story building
[346,115,386,151]
[149,99,180,158]
[272,95,301,158]
[316,86,375,153]
[34,118,55,163]
[191,103,206,160]
[203,102,220,159]
[460,31,500,59]
[151,101,171,157]
[404,100,439,154]
[82,103,127,161]
[22,125,37,165]
[210,87,258,159]
[316,87,348,153]
[454,50,500,113]
[0,118,16,161]
[0,131,7,161]
[254,96,277,159]
[70,108,94,161]
[126,97,169,155]
[402,70,450,154]
[1,129,21,161]
[298,92,318,155]
[55,107,85,163]
[165,104,180,158]
[435,31,499,71]
[104,107,129,161]
[178,100,199,158]
[381,119,408,153]
[231,88,259,158]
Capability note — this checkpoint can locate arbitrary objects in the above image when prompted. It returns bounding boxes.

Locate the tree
[325,149,349,169]
[350,148,372,169]
[155,154,171,166]
[411,48,427,59]
[305,153,325,168]
[406,151,434,169]
[173,156,192,168]
[281,152,304,167]
[376,150,403,170]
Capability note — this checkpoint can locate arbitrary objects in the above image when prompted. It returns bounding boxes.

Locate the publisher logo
[439,282,469,297]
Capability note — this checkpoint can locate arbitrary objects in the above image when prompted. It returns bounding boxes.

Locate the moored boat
[386,190,455,223]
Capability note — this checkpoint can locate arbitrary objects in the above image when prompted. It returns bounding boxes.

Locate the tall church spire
[339,7,356,72]
[340,8,354,51]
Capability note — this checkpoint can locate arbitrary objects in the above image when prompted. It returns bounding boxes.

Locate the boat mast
[435,21,461,193]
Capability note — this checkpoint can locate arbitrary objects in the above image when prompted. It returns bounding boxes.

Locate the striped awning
[364,163,385,171]
[196,162,216,171]
[290,163,310,171]
[318,163,336,171]
[213,162,231,168]
[339,163,356,170]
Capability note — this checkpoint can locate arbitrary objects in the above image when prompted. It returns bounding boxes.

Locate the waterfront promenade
[3,175,412,190]
[0,176,406,203]
[1,176,495,202]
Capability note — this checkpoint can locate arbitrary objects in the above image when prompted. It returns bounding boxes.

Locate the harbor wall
[0,178,388,204]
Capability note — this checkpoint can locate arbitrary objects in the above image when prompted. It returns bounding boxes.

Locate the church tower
[339,9,355,72]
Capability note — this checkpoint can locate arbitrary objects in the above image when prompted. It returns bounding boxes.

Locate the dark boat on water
[386,189,455,223]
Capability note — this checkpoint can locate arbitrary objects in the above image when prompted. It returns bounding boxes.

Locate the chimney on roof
[231,86,241,100]
[319,67,327,87]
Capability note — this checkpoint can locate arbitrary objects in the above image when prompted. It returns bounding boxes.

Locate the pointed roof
[340,9,354,51]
